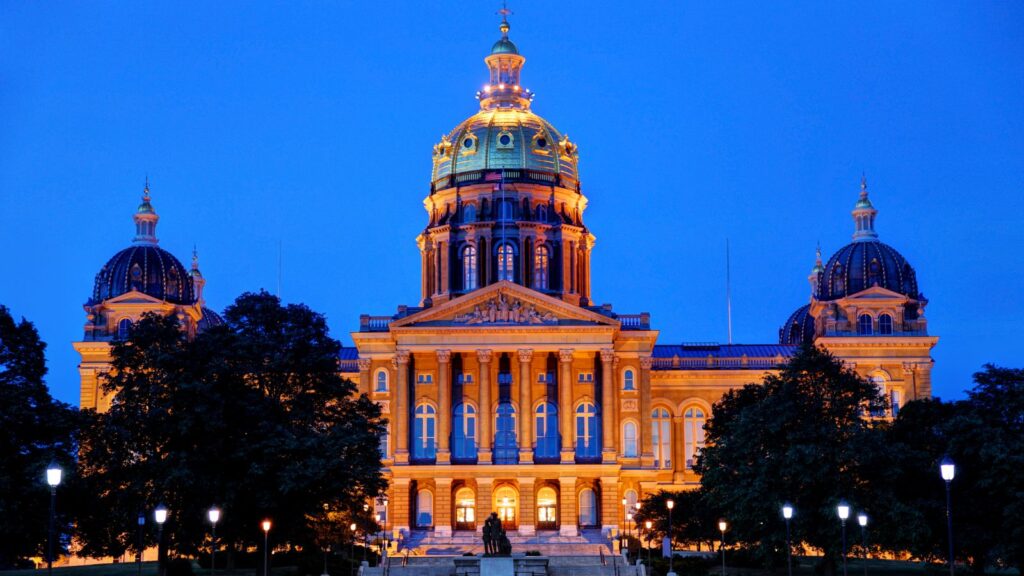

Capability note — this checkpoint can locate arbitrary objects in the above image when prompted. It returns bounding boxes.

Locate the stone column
[558,477,578,536]
[437,349,452,464]
[672,414,686,483]
[434,478,453,537]
[918,362,933,398]
[518,348,534,463]
[639,356,654,466]
[558,349,575,463]
[393,351,411,464]
[357,358,372,396]
[601,476,620,535]
[902,362,918,400]
[600,349,617,463]
[476,478,494,534]
[391,477,411,538]
[518,478,536,536]
[477,349,493,463]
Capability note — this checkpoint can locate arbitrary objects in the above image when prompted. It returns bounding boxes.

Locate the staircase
[400,529,613,557]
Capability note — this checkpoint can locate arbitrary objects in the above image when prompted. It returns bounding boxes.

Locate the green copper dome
[491,37,519,55]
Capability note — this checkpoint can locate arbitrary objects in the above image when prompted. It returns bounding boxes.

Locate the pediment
[842,285,909,302]
[389,281,619,329]
[103,290,168,305]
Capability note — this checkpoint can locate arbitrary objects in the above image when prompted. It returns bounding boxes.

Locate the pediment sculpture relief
[454,293,558,325]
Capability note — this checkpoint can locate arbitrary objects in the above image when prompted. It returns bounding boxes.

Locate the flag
[485,170,503,182]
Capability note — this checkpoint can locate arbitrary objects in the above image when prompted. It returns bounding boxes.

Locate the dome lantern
[133,179,160,245]
[479,10,532,111]
[851,175,878,241]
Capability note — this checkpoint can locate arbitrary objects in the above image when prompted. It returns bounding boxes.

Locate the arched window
[533,245,549,290]
[652,408,672,469]
[624,489,639,514]
[498,200,514,221]
[416,489,433,527]
[537,204,548,222]
[453,403,478,461]
[622,421,638,458]
[413,404,437,461]
[497,244,515,281]
[832,265,844,295]
[534,401,559,461]
[578,488,597,527]
[879,313,893,335]
[375,369,389,392]
[117,318,133,340]
[495,486,518,529]
[455,487,476,530]
[683,407,706,469]
[870,375,887,418]
[463,203,477,223]
[537,486,558,530]
[868,259,882,287]
[858,314,873,335]
[623,369,636,391]
[379,429,389,459]
[575,402,599,460]
[494,402,518,464]
[462,245,478,291]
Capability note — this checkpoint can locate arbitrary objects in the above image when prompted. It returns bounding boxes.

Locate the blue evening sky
[2,2,1022,406]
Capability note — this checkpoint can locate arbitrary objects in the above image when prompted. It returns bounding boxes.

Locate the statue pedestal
[479,557,514,576]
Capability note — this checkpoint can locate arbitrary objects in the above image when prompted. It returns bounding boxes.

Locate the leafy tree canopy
[75,291,386,564]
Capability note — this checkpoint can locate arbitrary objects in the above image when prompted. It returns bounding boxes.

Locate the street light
[718,519,728,576]
[666,499,675,576]
[782,504,794,576]
[857,513,868,576]
[349,523,357,576]
[940,455,955,576]
[45,463,62,576]
[262,520,272,576]
[645,520,653,567]
[208,508,221,576]
[837,502,850,576]
[155,505,168,576]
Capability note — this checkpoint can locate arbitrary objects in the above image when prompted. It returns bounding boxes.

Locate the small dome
[779,303,815,345]
[197,307,224,333]
[92,245,195,305]
[432,108,578,186]
[818,240,919,300]
[491,37,519,55]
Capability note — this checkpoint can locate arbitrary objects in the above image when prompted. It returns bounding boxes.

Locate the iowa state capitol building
[75,16,938,549]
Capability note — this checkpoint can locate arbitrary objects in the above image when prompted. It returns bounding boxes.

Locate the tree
[76,292,386,572]
[0,305,80,569]
[634,489,718,553]
[695,343,889,573]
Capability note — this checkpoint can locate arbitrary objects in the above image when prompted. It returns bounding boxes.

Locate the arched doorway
[578,487,598,528]
[537,486,558,531]
[454,487,476,531]
[494,485,518,530]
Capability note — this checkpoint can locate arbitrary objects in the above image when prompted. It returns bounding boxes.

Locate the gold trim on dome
[459,132,479,157]
[531,129,551,156]
[496,129,515,149]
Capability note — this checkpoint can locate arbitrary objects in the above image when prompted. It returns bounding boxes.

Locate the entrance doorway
[454,487,476,531]
[494,485,518,530]
[537,486,558,530]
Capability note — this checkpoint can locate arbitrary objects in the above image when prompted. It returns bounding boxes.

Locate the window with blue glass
[452,403,478,461]
[534,401,559,461]
[858,314,873,335]
[375,369,388,392]
[413,403,437,461]
[575,402,600,461]
[117,318,133,340]
[623,369,635,391]
[879,313,893,335]
[494,402,518,464]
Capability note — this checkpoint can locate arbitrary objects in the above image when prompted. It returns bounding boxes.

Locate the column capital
[559,348,575,363]
[518,348,534,363]
[902,362,919,372]
[393,349,411,366]
[436,349,452,363]
[639,356,653,370]
[600,348,616,363]
[357,358,372,372]
[477,349,493,363]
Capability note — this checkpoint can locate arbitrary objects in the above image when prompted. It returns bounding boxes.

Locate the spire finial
[497,1,512,36]
[143,176,151,202]
[192,245,199,270]
[851,175,879,241]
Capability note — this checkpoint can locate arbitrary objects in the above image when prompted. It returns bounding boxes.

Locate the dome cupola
[779,303,815,345]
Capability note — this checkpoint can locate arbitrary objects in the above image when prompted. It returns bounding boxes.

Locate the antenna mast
[726,238,733,344]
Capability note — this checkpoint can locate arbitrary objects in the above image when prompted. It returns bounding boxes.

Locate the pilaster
[391,477,411,537]
[437,349,452,463]
[357,358,372,396]
[518,348,534,463]
[394,350,411,464]
[434,478,453,537]
[478,349,493,463]
[558,477,578,536]
[600,349,617,463]
[518,478,536,536]
[639,356,654,466]
[476,478,494,534]
[600,476,620,534]
[558,349,575,463]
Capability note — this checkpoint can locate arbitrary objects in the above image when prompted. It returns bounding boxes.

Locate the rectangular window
[416,373,434,384]
[577,372,594,383]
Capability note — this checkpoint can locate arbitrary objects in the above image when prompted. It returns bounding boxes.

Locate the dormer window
[460,133,478,156]
[496,130,514,149]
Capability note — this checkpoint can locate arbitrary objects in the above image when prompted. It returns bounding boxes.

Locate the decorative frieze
[454,293,558,325]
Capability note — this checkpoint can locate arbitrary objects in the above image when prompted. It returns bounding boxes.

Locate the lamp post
[857,513,868,576]
[154,505,168,576]
[45,464,62,576]
[208,508,221,576]
[136,514,145,576]
[941,455,956,576]
[666,499,675,576]
[349,523,357,576]
[837,502,850,576]
[782,504,794,576]
[262,520,272,576]
[718,519,728,576]
[645,520,653,567]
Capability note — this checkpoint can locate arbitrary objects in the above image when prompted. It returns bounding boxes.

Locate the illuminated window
[879,313,893,335]
[652,408,672,469]
[498,244,515,281]
[683,407,706,469]
[462,245,478,291]
[858,314,873,335]
[533,245,549,290]
[622,421,638,458]
[413,404,436,461]
[623,369,635,391]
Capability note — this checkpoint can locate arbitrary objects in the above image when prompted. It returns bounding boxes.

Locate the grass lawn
[0,563,297,576]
